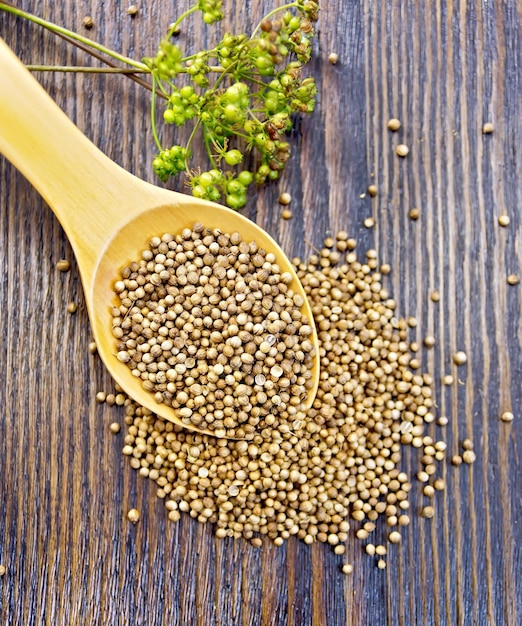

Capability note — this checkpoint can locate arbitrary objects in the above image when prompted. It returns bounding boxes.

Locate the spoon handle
[0,38,138,268]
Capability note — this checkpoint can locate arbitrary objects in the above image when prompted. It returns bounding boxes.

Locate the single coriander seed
[387,118,401,131]
[453,351,467,365]
[67,302,77,314]
[127,5,139,16]
[462,450,476,464]
[127,509,140,523]
[409,208,420,220]
[498,215,510,227]
[442,375,454,386]
[368,184,378,197]
[0,565,5,577]
[109,422,121,434]
[342,563,353,575]
[437,416,448,426]
[430,290,440,302]
[507,274,520,285]
[364,217,375,228]
[388,531,402,544]
[328,52,339,64]
[501,411,514,422]
[423,335,436,348]
[88,341,97,354]
[462,438,474,450]
[421,506,435,518]
[279,192,292,205]
[281,209,293,220]
[452,454,463,466]
[377,559,387,570]
[56,259,70,272]
[95,391,106,403]
[396,144,409,157]
[82,15,94,28]
[482,122,494,134]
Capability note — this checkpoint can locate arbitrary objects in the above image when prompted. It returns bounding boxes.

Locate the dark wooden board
[0,1,520,624]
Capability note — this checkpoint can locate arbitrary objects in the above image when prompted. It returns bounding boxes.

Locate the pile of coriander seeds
[115,230,448,562]
[111,223,315,439]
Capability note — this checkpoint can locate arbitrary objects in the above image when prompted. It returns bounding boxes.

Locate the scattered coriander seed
[375,545,387,556]
[452,455,463,466]
[501,411,514,423]
[88,341,97,354]
[109,422,121,434]
[377,559,386,570]
[342,564,353,575]
[387,118,401,131]
[462,450,476,464]
[367,184,378,197]
[328,52,339,64]
[498,215,510,227]
[168,22,181,35]
[365,543,376,556]
[396,144,409,157]
[437,416,448,426]
[409,208,420,220]
[67,302,77,314]
[421,506,435,519]
[507,274,520,285]
[423,335,436,348]
[482,122,494,134]
[279,192,292,205]
[423,485,435,498]
[433,478,445,491]
[82,15,94,28]
[0,565,5,577]
[462,438,474,451]
[453,351,467,366]
[442,375,454,386]
[334,545,345,555]
[127,509,140,523]
[388,531,402,544]
[281,208,293,220]
[95,391,106,403]
[363,217,375,228]
[127,5,139,16]
[380,263,391,274]
[56,259,70,272]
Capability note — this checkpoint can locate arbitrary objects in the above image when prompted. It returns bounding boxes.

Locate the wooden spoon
[0,39,319,434]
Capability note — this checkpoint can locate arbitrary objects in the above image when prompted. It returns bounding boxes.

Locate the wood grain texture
[0,1,520,624]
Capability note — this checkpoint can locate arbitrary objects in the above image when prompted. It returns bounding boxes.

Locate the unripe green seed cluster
[112,223,315,439]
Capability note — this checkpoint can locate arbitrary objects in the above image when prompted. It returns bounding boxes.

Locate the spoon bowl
[0,38,319,435]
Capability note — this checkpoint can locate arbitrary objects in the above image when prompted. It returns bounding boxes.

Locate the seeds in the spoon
[111,223,315,439]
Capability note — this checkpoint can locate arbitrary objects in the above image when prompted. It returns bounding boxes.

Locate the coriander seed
[387,118,401,131]
[109,422,121,434]
[430,290,440,302]
[482,122,494,134]
[363,217,375,228]
[328,52,339,64]
[501,411,514,422]
[507,274,520,285]
[56,259,70,272]
[95,392,106,403]
[88,341,97,354]
[67,302,77,314]
[279,192,292,205]
[421,506,434,518]
[452,455,463,466]
[368,184,378,197]
[453,351,467,366]
[281,209,293,220]
[409,208,420,220]
[127,5,139,16]
[396,144,409,157]
[462,450,476,464]
[377,559,386,569]
[82,15,94,28]
[498,215,510,227]
[127,509,140,523]
[342,564,353,575]
[423,335,436,348]
[0,565,5,577]
[442,375,454,386]
[388,531,402,544]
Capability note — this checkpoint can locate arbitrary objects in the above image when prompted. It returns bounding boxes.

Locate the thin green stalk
[150,78,163,151]
[184,117,203,173]
[202,128,219,169]
[0,2,147,69]
[167,5,198,38]
[25,65,149,73]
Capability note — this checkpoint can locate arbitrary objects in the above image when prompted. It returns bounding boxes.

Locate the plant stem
[25,65,150,73]
[184,118,202,174]
[167,5,199,38]
[150,78,163,151]
[0,2,147,69]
